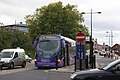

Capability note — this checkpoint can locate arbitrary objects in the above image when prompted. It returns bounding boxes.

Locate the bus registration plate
[43,64,49,66]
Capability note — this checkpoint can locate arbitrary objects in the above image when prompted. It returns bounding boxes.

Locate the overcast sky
[0,0,120,46]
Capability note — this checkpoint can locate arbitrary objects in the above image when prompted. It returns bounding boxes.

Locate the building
[112,43,120,56]
[3,22,29,33]
[93,39,105,51]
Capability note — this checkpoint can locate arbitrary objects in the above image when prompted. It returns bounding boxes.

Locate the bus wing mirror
[34,38,39,48]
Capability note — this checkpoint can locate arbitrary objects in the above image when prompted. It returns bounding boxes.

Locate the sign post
[76,31,86,70]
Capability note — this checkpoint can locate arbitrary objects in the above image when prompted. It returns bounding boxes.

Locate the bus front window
[38,40,60,58]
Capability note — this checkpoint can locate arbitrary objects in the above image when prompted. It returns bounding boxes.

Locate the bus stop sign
[76,32,85,42]
[76,43,85,59]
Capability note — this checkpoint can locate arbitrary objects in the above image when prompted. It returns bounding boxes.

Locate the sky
[0,0,120,46]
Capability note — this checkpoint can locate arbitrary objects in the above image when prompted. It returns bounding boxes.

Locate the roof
[61,36,76,46]
[4,23,28,28]
[38,34,76,47]
[3,23,29,33]
[1,47,25,52]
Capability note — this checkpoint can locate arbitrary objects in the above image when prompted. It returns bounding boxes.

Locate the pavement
[49,63,101,73]
[31,54,120,73]
[49,65,75,73]
[49,55,120,73]
[49,62,101,73]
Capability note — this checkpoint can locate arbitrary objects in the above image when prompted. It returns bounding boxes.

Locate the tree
[25,1,89,41]
[0,28,35,58]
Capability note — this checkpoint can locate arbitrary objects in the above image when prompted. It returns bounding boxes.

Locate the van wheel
[8,63,14,69]
[22,61,26,68]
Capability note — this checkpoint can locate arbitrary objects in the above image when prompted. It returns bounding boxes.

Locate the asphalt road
[0,69,70,80]
[0,55,117,80]
[96,54,116,67]
[0,62,71,80]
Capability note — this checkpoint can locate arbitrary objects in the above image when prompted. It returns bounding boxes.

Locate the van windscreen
[1,52,14,58]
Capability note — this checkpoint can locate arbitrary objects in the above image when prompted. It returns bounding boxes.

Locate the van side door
[13,52,19,66]
[18,52,24,65]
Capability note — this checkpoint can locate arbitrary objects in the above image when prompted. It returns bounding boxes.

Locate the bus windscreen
[38,40,60,58]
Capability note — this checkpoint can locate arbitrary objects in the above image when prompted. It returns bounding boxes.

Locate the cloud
[0,0,40,8]
[0,0,120,45]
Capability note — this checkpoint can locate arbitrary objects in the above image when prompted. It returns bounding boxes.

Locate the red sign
[76,32,85,42]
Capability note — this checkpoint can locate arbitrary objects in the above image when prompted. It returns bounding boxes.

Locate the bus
[34,34,76,68]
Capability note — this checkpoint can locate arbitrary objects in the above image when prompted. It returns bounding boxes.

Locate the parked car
[93,50,99,54]
[70,59,120,80]
[99,51,106,56]
[0,48,26,69]
[25,55,32,63]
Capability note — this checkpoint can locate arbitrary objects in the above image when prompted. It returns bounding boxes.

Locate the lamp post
[81,9,101,68]
[106,32,110,57]
[106,30,113,58]
[106,31,110,46]
[81,9,101,37]
[106,30,113,46]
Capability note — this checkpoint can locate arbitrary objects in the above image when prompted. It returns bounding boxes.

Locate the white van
[0,48,26,69]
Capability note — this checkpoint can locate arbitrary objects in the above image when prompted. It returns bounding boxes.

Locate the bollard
[74,56,76,71]
[79,59,82,70]
[85,55,88,69]
[93,55,96,68]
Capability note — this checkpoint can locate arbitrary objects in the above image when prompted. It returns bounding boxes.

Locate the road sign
[86,36,90,41]
[76,32,85,42]
[76,43,85,59]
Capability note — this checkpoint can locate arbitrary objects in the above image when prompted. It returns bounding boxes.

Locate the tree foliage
[25,1,89,41]
[0,28,35,58]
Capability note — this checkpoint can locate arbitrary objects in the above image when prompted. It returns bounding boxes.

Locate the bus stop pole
[79,43,82,70]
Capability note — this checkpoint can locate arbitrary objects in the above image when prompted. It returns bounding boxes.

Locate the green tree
[0,28,35,58]
[25,1,89,41]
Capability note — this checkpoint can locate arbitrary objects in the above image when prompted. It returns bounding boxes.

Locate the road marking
[44,70,49,72]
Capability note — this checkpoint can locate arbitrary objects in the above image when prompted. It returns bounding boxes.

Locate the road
[0,55,118,80]
[0,62,71,80]
[96,54,116,67]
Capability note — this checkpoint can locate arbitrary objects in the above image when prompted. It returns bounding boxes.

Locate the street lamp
[106,30,113,57]
[81,9,101,37]
[106,31,110,47]
[81,9,101,68]
[106,32,110,55]
[106,30,113,47]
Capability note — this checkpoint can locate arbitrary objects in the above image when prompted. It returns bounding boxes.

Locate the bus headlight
[58,59,61,63]
[34,59,37,62]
